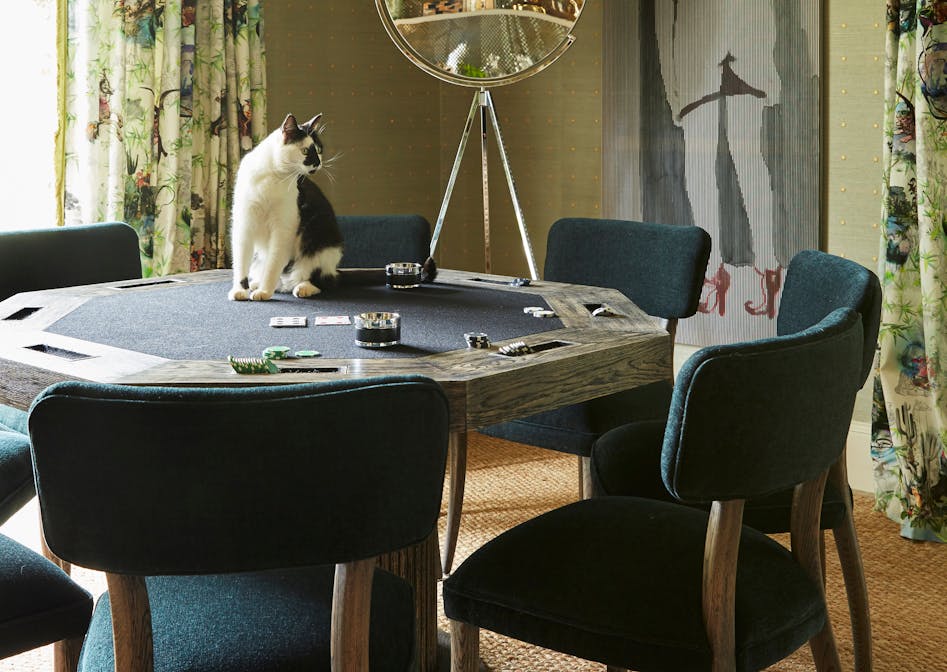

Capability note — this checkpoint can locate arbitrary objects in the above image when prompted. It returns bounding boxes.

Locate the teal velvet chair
[0,222,141,524]
[444,308,864,671]
[2,383,92,662]
[337,215,431,268]
[478,218,711,496]
[0,222,141,302]
[28,376,449,672]
[590,250,881,672]
[442,218,711,574]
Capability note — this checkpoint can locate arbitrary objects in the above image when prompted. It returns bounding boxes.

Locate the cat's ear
[302,113,323,131]
[281,114,300,142]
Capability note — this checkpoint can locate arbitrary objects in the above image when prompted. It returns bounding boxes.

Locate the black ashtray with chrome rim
[354,312,401,348]
[386,262,422,289]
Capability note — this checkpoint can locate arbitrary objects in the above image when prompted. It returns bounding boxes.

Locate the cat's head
[278,113,325,175]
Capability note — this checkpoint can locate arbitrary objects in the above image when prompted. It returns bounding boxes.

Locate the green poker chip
[294,350,321,358]
[262,346,291,360]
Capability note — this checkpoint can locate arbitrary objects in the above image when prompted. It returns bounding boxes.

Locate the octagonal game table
[0,268,670,672]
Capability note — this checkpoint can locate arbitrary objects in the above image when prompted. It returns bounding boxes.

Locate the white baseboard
[847,420,874,494]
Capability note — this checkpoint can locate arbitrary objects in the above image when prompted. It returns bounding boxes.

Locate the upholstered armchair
[591,249,882,672]
[29,376,449,671]
[445,308,864,671]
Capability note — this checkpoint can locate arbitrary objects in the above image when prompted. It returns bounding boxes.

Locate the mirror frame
[375,0,581,88]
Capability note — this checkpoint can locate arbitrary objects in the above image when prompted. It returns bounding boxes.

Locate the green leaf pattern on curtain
[63,0,266,277]
[874,0,947,541]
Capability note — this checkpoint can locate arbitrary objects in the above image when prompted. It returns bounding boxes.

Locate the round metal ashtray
[386,262,422,289]
[354,311,401,348]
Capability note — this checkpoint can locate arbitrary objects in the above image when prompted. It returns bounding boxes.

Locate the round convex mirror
[376,0,585,87]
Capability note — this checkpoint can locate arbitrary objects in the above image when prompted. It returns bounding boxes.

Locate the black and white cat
[228,113,343,301]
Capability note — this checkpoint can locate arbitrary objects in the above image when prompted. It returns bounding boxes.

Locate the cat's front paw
[250,289,273,301]
[293,282,321,298]
[228,287,250,301]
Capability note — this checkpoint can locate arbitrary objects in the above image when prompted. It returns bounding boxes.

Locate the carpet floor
[2,432,943,671]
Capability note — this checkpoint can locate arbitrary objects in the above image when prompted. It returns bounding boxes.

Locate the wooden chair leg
[449,620,479,672]
[442,431,468,575]
[792,474,842,672]
[332,559,374,672]
[53,636,84,672]
[579,455,592,500]
[106,573,154,672]
[833,513,873,672]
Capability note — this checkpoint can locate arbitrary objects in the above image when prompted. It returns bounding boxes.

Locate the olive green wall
[264,2,441,225]
[264,0,601,277]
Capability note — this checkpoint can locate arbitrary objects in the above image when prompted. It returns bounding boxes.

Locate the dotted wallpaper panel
[825,5,886,420]
[826,6,885,272]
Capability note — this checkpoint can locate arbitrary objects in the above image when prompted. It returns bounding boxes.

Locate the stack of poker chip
[262,345,291,360]
[524,306,556,318]
[228,356,278,374]
[497,341,534,357]
[464,332,491,349]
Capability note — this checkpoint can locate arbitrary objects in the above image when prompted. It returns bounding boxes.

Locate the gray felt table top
[45,280,563,360]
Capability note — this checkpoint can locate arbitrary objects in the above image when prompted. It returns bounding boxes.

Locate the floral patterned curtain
[61,0,266,276]
[874,0,947,541]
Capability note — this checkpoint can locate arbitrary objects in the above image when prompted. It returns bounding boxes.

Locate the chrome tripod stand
[429,87,539,280]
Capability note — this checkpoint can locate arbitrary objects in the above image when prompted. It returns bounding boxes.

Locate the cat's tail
[421,256,438,283]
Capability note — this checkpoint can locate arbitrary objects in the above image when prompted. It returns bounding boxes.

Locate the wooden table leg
[378,531,439,672]
[442,430,468,575]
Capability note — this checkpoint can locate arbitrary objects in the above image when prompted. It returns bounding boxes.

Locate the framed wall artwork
[603,0,824,345]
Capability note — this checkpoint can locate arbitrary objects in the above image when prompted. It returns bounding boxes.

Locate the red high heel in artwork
[744,266,783,319]
[698,264,731,316]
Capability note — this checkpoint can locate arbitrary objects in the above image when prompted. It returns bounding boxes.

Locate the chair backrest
[337,215,431,268]
[0,222,141,302]
[777,249,882,385]
[29,376,449,575]
[661,308,863,504]
[543,218,711,320]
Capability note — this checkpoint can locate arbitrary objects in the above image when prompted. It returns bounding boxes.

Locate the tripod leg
[483,89,539,280]
[430,91,481,259]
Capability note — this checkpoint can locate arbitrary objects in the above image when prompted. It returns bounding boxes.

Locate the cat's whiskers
[321,152,343,184]
[320,164,338,185]
[277,171,301,188]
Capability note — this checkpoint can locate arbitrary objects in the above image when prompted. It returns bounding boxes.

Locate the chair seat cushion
[480,381,673,457]
[590,421,849,531]
[0,428,34,525]
[0,533,93,657]
[443,497,826,672]
[0,404,28,435]
[78,565,415,672]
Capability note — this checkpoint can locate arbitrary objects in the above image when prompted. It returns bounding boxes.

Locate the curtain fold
[61,0,266,276]
[873,0,947,541]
